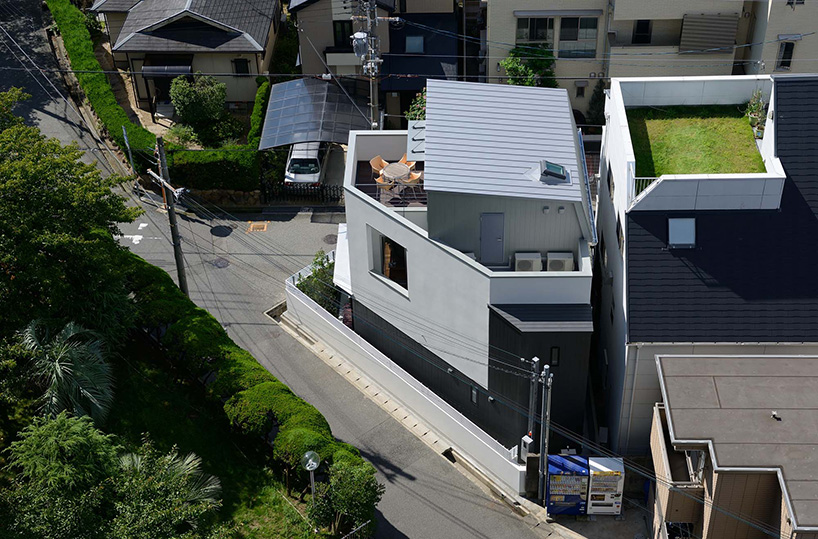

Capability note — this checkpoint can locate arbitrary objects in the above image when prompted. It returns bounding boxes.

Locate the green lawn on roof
[627,105,766,177]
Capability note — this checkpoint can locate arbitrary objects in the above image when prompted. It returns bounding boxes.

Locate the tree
[587,79,606,126]
[404,88,426,120]
[296,251,341,315]
[1,413,119,539]
[308,460,385,536]
[0,87,29,132]
[0,89,139,342]
[170,74,227,128]
[0,340,38,467]
[18,320,114,423]
[500,45,558,88]
[111,439,222,539]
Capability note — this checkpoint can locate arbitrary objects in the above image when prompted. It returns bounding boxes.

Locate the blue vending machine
[546,455,590,515]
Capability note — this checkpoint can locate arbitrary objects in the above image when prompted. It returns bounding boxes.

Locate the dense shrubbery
[297,251,341,314]
[123,252,382,529]
[46,0,155,171]
[166,80,271,191]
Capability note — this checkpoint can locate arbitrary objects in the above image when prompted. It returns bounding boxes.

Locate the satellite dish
[301,450,321,471]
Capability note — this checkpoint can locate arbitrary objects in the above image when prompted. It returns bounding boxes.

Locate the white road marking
[120,235,162,244]
[138,223,148,230]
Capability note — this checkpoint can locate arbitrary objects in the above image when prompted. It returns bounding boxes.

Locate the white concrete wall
[284,278,527,494]
[617,75,772,107]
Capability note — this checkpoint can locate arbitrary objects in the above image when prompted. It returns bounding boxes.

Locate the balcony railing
[635,177,657,196]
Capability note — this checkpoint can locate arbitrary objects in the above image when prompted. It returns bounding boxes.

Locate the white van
[284,142,330,186]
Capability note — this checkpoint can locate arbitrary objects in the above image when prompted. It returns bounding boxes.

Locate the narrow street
[0,1,547,536]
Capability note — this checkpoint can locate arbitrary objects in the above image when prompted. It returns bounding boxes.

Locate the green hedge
[46,0,155,172]
[166,80,271,191]
[123,252,371,475]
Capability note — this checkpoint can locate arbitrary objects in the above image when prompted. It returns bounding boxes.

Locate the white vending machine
[587,457,625,515]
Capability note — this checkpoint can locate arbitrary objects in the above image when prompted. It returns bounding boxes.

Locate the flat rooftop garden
[627,105,766,177]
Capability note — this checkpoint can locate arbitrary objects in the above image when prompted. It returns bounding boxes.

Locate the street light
[301,450,321,511]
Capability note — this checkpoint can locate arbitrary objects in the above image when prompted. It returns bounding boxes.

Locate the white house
[334,79,597,458]
[595,74,818,455]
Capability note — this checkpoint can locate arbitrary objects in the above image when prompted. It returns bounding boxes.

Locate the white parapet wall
[284,275,527,495]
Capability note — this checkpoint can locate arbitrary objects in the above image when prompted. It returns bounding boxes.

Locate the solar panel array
[258,78,371,150]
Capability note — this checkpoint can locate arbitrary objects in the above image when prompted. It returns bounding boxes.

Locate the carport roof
[258,78,371,150]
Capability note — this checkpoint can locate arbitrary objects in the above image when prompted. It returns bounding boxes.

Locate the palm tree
[18,320,114,422]
[119,449,221,507]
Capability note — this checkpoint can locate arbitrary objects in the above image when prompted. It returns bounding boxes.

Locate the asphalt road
[0,1,545,536]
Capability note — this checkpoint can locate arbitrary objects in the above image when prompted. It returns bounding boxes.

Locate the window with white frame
[776,41,795,70]
[559,17,598,58]
[516,17,554,44]
[668,218,696,249]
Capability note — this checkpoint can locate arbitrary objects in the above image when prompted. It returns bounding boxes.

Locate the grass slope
[107,337,319,538]
[627,105,766,177]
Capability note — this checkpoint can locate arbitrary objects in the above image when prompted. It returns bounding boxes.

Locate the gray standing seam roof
[90,0,140,12]
[625,76,818,343]
[423,79,583,202]
[111,0,276,53]
[657,355,818,529]
[257,78,371,149]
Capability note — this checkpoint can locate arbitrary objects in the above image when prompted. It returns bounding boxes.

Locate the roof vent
[533,160,571,185]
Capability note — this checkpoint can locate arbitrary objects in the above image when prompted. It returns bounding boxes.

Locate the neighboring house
[596,74,818,456]
[650,355,818,539]
[334,79,597,456]
[91,0,282,111]
[290,0,460,125]
[485,0,815,119]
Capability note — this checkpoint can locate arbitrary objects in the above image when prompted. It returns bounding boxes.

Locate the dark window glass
[560,17,579,41]
[333,21,353,49]
[233,58,250,74]
[559,17,597,58]
[471,386,478,405]
[777,41,795,70]
[632,20,652,44]
[550,347,560,366]
[382,237,408,289]
[576,85,585,98]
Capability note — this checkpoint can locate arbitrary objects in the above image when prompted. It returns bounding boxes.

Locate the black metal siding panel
[489,304,593,333]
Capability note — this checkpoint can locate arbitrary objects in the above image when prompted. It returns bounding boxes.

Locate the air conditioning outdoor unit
[546,252,574,271]
[514,252,542,272]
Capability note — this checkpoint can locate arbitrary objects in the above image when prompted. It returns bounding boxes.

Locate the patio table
[382,162,411,181]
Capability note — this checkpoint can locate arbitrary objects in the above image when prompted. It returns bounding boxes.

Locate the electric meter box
[546,455,589,515]
[587,457,625,515]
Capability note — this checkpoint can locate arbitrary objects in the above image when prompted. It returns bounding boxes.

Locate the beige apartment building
[650,355,818,539]
[487,0,816,120]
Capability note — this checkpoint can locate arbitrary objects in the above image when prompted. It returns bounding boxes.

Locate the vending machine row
[545,455,625,516]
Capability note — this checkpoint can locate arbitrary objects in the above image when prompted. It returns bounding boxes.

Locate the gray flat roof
[657,355,818,530]
[423,79,584,202]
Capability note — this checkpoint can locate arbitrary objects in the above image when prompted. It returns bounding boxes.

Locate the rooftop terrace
[627,105,766,178]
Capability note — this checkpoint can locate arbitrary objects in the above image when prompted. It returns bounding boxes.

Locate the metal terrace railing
[634,177,658,196]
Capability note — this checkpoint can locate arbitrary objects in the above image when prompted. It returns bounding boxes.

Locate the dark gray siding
[488,310,591,449]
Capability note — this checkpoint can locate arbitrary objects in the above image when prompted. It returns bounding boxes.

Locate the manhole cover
[323,234,338,245]
[247,222,268,233]
[210,225,233,237]
[210,257,230,269]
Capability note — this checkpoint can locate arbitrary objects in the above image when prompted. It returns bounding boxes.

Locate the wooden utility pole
[154,137,189,297]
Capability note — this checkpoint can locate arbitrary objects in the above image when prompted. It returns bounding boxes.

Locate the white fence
[284,277,527,495]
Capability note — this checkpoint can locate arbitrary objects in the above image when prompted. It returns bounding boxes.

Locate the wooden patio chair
[399,153,416,170]
[396,172,423,200]
[369,155,389,174]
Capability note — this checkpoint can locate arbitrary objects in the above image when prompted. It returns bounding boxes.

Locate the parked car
[284,142,331,186]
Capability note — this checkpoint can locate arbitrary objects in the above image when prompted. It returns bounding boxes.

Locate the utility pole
[352,0,397,130]
[538,364,554,508]
[527,356,541,441]
[153,137,189,297]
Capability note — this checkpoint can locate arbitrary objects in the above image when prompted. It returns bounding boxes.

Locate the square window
[333,21,353,49]
[370,228,408,290]
[471,386,478,405]
[668,218,696,248]
[406,35,424,54]
[576,85,585,98]
[232,58,250,75]
[632,20,652,44]
[550,347,560,366]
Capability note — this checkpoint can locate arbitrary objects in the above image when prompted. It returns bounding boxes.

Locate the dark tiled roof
[90,0,140,12]
[289,0,393,13]
[382,13,458,92]
[626,77,818,343]
[113,0,277,53]
[489,304,593,333]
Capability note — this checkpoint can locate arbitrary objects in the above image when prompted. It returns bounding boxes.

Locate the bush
[46,0,155,171]
[167,146,260,191]
[297,251,340,315]
[195,112,245,147]
[169,74,227,128]
[166,123,197,146]
[248,81,271,143]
